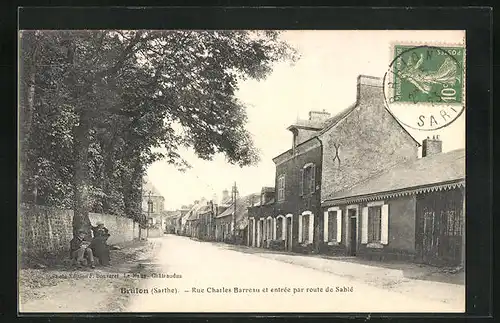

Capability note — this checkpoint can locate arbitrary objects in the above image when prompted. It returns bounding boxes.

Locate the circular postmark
[383,45,465,131]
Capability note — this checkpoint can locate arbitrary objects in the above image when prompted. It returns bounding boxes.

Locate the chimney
[356,75,383,103]
[221,189,229,203]
[308,110,331,122]
[422,135,442,157]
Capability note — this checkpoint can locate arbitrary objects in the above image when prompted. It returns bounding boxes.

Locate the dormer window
[299,163,316,196]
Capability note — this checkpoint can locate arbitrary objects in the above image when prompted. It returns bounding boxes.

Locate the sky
[147,30,466,210]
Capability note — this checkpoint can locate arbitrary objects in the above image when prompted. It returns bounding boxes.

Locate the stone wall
[19,204,140,258]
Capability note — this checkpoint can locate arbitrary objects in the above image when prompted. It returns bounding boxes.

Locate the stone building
[268,75,420,255]
[141,177,166,237]
[318,75,420,255]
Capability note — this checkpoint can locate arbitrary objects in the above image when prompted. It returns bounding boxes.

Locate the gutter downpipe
[313,136,323,254]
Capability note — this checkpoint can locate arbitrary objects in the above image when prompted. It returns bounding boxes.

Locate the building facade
[266,75,420,256]
[323,139,465,267]
[272,137,323,253]
[247,188,276,249]
[141,177,166,238]
[317,75,420,255]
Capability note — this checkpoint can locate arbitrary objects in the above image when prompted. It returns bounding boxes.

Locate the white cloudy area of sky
[147,30,465,210]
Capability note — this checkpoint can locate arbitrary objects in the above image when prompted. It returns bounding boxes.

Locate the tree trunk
[19,31,38,204]
[67,37,93,239]
[122,156,143,220]
[73,110,92,239]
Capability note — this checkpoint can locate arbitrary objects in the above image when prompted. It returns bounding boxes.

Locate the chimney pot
[308,110,331,122]
[356,75,383,103]
[422,136,443,157]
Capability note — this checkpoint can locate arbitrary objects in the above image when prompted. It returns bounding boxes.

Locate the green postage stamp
[391,45,465,105]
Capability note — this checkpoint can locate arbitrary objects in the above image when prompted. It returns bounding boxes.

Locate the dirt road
[19,239,159,313]
[126,235,465,313]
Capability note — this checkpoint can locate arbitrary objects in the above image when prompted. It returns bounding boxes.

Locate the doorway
[349,209,357,256]
[416,189,464,266]
[259,220,264,248]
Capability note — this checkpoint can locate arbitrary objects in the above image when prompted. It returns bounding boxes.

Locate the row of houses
[164,75,465,267]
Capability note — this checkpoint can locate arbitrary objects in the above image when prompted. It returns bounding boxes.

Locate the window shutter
[274,218,277,240]
[299,169,304,196]
[323,211,329,242]
[309,214,314,243]
[282,217,286,240]
[336,210,343,243]
[361,207,368,244]
[381,204,389,244]
[298,214,303,243]
[311,164,316,193]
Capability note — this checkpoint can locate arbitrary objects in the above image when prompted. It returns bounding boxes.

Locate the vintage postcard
[18,29,465,313]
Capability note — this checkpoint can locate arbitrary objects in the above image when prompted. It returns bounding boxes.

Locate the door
[416,189,464,266]
[349,216,357,256]
[286,217,293,251]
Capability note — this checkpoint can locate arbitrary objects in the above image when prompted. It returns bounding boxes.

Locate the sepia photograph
[18,28,466,313]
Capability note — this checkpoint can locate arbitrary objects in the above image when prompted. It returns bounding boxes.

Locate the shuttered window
[301,163,316,195]
[368,206,382,242]
[278,175,286,201]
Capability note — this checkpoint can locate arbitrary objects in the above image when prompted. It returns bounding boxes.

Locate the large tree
[19,30,298,238]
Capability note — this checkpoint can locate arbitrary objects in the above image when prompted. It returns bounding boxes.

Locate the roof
[142,176,163,197]
[328,149,465,202]
[185,199,208,221]
[162,210,181,218]
[261,187,275,193]
[287,119,327,131]
[216,193,258,228]
[220,195,232,206]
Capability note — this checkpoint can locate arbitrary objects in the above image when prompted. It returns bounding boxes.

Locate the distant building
[141,176,166,237]
[215,193,257,245]
[247,187,276,248]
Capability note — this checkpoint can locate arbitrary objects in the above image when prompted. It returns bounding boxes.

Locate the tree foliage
[19,30,298,234]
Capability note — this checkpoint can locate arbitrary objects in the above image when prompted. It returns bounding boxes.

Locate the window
[300,163,316,196]
[278,175,286,201]
[327,211,337,241]
[368,206,382,242]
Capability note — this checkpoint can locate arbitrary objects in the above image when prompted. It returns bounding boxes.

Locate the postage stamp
[383,44,466,131]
